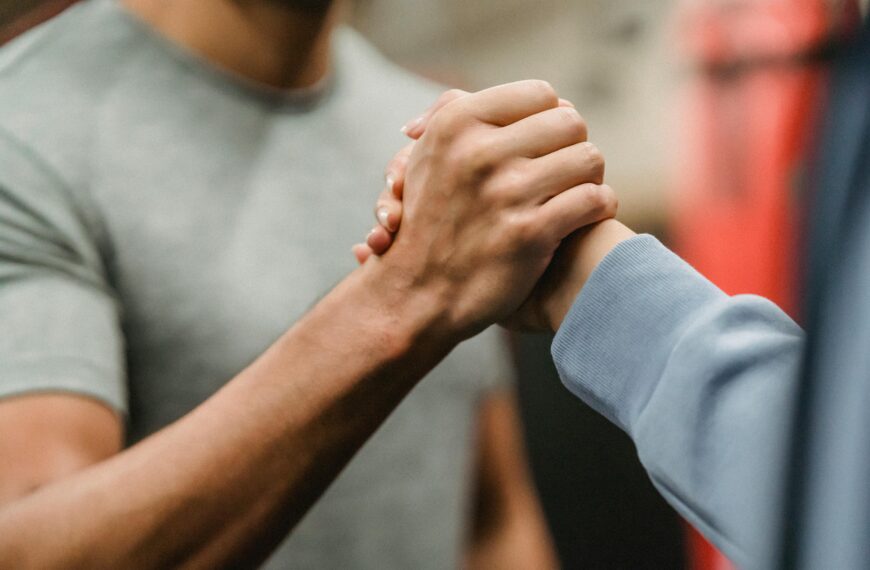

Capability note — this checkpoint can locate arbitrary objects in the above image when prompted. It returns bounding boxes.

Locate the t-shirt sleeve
[0,129,127,414]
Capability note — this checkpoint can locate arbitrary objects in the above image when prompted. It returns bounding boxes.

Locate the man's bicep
[0,129,129,506]
[0,393,122,505]
[0,260,128,506]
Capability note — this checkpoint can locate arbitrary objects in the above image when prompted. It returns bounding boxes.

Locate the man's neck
[121,0,340,90]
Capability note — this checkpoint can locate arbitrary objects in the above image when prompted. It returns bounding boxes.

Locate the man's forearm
[0,261,455,569]
[0,79,617,568]
[467,500,557,570]
[466,392,558,570]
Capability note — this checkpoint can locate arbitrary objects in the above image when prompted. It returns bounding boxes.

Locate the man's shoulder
[0,1,137,109]
[0,1,145,180]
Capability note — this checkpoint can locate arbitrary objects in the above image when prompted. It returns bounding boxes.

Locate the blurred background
[2,0,863,567]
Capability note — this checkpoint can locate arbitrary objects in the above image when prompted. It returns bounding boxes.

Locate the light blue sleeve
[551,235,804,569]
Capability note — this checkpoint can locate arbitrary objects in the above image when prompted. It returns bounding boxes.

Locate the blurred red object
[672,0,859,568]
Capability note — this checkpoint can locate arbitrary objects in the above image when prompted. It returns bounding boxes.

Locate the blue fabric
[781,21,870,570]
[553,235,804,569]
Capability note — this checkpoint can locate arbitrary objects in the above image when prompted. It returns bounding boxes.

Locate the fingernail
[559,98,575,108]
[377,207,392,230]
[401,115,424,135]
[386,173,396,192]
[366,228,382,249]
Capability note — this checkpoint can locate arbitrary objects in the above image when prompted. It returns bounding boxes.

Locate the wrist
[280,259,460,396]
[348,257,460,361]
[545,219,636,332]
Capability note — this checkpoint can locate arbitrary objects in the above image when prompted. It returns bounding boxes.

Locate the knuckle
[587,184,618,216]
[381,184,399,201]
[429,104,467,144]
[582,142,605,171]
[504,211,528,237]
[559,108,588,141]
[494,161,530,196]
[459,137,498,175]
[386,153,408,175]
[527,79,557,102]
[584,183,604,207]
[609,197,620,217]
[602,185,619,215]
[511,213,545,247]
[442,88,466,104]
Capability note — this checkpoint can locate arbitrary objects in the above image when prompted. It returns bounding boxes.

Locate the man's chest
[94,132,386,367]
[84,115,496,443]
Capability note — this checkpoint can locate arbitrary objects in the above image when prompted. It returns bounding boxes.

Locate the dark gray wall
[515,333,685,569]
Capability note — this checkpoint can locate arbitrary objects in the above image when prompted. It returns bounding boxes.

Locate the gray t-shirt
[0,2,514,567]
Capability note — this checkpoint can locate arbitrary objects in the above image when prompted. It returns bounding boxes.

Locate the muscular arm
[0,81,615,569]
[545,220,804,568]
[0,266,454,569]
[466,390,558,570]
[0,395,122,505]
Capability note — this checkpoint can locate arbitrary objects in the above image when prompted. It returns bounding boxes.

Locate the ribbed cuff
[551,235,725,434]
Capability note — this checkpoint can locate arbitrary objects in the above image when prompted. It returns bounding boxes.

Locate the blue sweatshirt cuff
[551,234,726,435]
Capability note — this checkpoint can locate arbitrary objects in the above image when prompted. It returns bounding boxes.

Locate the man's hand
[353,89,580,262]
[355,84,620,333]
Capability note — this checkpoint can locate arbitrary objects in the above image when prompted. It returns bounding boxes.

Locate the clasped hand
[353,81,617,337]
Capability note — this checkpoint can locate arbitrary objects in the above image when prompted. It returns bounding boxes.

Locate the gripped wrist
[352,258,462,360]
[545,220,636,332]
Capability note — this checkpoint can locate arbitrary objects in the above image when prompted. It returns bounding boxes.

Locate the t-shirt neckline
[100,0,337,111]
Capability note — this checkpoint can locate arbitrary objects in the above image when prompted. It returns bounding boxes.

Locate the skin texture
[357,91,634,333]
[0,396,122,506]
[0,70,613,569]
[531,219,637,331]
